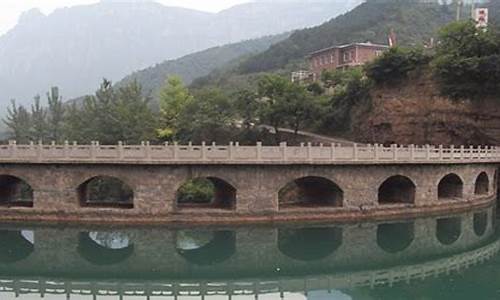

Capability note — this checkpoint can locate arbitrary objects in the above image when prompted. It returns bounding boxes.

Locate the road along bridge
[0,141,498,224]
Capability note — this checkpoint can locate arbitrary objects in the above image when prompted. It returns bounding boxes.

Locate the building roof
[308,42,389,57]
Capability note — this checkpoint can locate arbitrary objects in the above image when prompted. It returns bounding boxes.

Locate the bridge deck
[0,142,498,165]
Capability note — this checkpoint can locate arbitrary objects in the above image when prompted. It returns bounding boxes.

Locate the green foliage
[317,68,372,133]
[158,76,193,140]
[432,20,500,99]
[47,87,65,142]
[256,74,321,142]
[175,88,235,143]
[4,80,157,144]
[365,47,430,84]
[4,100,32,143]
[177,178,215,204]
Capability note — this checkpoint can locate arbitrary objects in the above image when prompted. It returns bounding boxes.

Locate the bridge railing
[0,141,498,163]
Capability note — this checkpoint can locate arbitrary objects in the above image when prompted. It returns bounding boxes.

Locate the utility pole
[456,0,463,21]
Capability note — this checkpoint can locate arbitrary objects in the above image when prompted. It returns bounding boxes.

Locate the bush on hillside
[432,21,500,100]
[365,47,431,84]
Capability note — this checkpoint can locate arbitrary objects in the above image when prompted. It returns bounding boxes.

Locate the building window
[375,50,383,57]
[343,52,351,62]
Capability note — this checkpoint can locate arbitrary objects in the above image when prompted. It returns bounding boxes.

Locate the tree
[30,95,48,142]
[234,89,260,130]
[47,87,65,142]
[176,88,235,143]
[158,76,193,140]
[112,80,157,143]
[432,20,500,99]
[4,100,32,143]
[256,74,319,142]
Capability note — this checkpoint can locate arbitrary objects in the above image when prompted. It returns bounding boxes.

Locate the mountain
[0,0,360,109]
[117,33,289,101]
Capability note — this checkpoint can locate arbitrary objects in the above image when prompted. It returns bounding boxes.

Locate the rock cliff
[352,72,500,146]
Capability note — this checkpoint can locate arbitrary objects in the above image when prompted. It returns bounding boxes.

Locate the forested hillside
[117,34,288,101]
[238,1,455,74]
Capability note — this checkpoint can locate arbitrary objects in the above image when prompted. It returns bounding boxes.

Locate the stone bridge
[0,142,498,224]
[0,207,497,297]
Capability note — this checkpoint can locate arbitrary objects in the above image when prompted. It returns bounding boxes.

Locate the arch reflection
[473,212,488,237]
[78,231,134,265]
[0,230,34,263]
[278,227,342,261]
[176,230,236,265]
[377,222,415,253]
[436,217,462,245]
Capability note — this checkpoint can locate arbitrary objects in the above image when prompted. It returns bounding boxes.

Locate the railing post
[469,145,474,160]
[460,145,464,160]
[201,142,207,160]
[64,140,69,159]
[425,144,430,160]
[280,142,287,161]
[9,140,17,159]
[173,141,178,159]
[410,144,415,161]
[450,145,455,160]
[118,141,124,159]
[392,144,397,161]
[229,142,234,160]
[439,145,443,160]
[374,144,379,160]
[353,143,358,161]
[307,142,313,162]
[331,143,336,161]
[256,142,263,160]
[145,141,151,160]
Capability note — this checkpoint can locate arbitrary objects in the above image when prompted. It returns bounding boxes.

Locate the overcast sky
[0,0,251,35]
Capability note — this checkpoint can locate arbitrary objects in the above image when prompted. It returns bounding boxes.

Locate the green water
[0,207,499,300]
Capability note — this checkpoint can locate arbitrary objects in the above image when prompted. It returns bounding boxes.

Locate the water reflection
[377,222,414,253]
[278,227,342,261]
[0,207,497,300]
[176,230,236,265]
[436,217,462,245]
[0,230,34,263]
[77,231,134,265]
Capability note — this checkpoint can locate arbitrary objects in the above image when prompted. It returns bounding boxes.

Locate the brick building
[308,42,389,80]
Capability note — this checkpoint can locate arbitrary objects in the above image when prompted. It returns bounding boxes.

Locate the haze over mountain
[0,0,362,109]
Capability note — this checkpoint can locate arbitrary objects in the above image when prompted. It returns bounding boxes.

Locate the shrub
[365,47,430,84]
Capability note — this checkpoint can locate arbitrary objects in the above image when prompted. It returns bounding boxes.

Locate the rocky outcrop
[352,72,500,146]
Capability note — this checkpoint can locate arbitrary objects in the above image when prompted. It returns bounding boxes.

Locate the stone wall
[0,162,496,224]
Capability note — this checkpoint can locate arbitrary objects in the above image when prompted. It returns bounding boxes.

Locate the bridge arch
[278,227,342,261]
[175,230,236,265]
[176,177,236,210]
[279,176,343,209]
[77,176,134,209]
[436,217,462,245]
[377,222,415,253]
[378,175,416,205]
[77,231,134,265]
[0,230,34,263]
[0,175,34,207]
[474,172,489,196]
[438,173,464,200]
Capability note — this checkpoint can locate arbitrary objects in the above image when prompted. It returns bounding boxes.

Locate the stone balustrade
[0,141,498,164]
